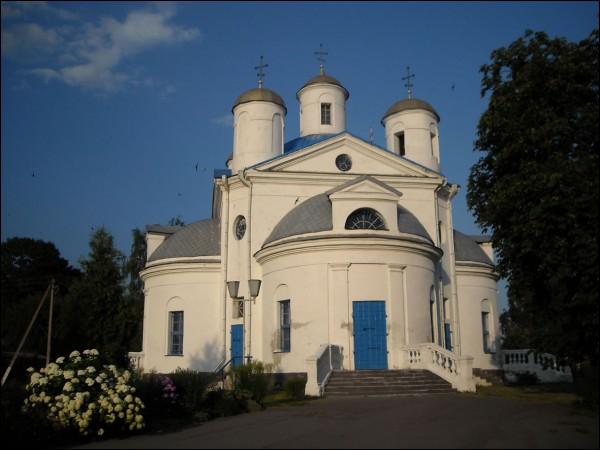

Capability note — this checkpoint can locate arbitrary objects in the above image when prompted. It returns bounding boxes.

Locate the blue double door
[230,325,244,367]
[353,301,388,370]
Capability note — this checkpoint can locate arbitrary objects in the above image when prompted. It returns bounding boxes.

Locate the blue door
[353,301,388,370]
[231,325,244,367]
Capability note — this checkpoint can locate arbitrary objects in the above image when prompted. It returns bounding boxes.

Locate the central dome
[232,87,287,113]
[381,98,439,123]
[297,73,349,99]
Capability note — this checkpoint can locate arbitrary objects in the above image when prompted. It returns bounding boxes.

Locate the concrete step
[324,369,455,397]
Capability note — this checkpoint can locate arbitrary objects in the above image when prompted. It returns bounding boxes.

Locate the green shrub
[284,377,306,400]
[169,369,216,416]
[508,371,539,386]
[231,361,271,407]
[203,388,249,418]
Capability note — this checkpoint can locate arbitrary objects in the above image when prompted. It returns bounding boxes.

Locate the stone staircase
[324,369,455,398]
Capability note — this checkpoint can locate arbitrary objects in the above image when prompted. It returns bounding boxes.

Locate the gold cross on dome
[402,65,415,99]
[314,43,328,75]
[254,55,268,88]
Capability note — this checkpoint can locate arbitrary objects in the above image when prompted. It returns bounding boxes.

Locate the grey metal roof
[263,188,431,245]
[297,73,349,99]
[148,218,221,262]
[381,98,440,123]
[232,87,287,113]
[264,194,332,245]
[397,206,432,242]
[453,230,493,265]
[146,224,182,235]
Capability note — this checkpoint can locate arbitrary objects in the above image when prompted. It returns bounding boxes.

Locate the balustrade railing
[502,349,572,382]
[401,343,475,392]
[306,344,342,396]
[128,352,144,370]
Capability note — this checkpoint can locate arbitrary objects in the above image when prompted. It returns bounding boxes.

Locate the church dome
[263,193,432,245]
[148,218,220,262]
[381,98,440,123]
[453,230,493,266]
[297,73,349,99]
[232,87,287,113]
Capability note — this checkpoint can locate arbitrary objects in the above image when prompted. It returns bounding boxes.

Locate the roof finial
[254,55,268,89]
[402,65,415,99]
[314,43,328,75]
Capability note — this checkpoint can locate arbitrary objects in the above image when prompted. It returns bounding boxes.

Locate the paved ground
[77,394,599,449]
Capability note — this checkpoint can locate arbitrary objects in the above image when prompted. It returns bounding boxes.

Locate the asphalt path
[76,393,599,449]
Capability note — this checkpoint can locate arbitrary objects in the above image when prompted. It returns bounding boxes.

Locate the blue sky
[2,1,598,310]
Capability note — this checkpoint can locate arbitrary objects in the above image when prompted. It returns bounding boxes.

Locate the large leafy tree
[1,238,81,359]
[468,28,599,369]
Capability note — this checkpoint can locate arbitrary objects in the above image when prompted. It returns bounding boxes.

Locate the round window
[234,216,246,240]
[335,154,352,172]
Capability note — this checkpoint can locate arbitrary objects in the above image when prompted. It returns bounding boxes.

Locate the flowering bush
[159,375,178,403]
[23,349,145,437]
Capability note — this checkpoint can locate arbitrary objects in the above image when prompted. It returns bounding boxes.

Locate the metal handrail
[214,358,234,386]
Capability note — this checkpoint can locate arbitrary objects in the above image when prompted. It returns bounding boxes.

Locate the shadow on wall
[188,339,222,372]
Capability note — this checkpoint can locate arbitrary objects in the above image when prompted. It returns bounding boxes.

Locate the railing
[128,352,144,370]
[213,358,234,388]
[306,344,342,396]
[502,349,572,383]
[401,343,475,392]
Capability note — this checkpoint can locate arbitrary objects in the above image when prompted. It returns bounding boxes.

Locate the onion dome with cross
[381,66,441,172]
[230,56,287,173]
[297,44,349,137]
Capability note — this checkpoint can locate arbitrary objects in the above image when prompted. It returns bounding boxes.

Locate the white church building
[135,60,501,394]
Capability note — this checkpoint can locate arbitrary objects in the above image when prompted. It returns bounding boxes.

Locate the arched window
[481,299,492,354]
[345,208,386,230]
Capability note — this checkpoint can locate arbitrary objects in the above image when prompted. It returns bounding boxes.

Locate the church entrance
[352,301,388,370]
[231,324,244,367]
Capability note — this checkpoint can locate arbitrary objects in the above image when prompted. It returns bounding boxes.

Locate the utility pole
[46,279,56,367]
[1,282,52,387]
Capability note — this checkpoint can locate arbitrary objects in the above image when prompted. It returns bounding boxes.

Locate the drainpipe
[221,175,230,362]
[433,181,446,346]
[446,183,461,355]
[238,169,253,361]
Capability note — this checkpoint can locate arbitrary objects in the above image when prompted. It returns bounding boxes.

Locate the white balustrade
[502,349,572,383]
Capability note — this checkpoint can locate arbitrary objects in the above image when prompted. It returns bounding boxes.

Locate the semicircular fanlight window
[345,208,386,230]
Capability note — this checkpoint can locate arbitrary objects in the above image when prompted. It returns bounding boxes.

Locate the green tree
[468,28,599,373]
[123,228,147,351]
[1,238,80,362]
[64,228,129,364]
[167,215,185,226]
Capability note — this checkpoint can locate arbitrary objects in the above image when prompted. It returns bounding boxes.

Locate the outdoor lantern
[248,279,262,298]
[227,281,240,299]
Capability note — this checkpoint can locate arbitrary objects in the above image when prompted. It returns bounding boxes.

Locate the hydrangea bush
[23,349,145,437]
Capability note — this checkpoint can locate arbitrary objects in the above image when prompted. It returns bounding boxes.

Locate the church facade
[137,63,501,393]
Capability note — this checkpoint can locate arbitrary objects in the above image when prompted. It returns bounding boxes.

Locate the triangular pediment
[326,175,403,198]
[254,133,440,178]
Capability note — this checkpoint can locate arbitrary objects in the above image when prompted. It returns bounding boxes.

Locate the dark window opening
[396,132,405,156]
[321,103,331,125]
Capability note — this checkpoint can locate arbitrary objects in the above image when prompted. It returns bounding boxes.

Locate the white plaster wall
[298,84,346,136]
[232,101,285,172]
[257,243,437,373]
[456,269,501,370]
[142,264,222,373]
[146,234,167,259]
[383,110,440,172]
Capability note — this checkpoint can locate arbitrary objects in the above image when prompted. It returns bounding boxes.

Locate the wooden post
[1,283,52,387]
[46,279,55,367]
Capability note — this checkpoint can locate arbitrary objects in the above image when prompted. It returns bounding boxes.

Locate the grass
[263,391,319,408]
[473,383,581,406]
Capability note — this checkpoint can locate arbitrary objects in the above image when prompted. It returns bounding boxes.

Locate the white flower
[124,395,133,403]
[69,350,81,358]
[87,366,96,374]
[56,357,65,364]
[63,370,74,380]
[85,378,95,387]
[26,367,35,373]
[97,428,104,436]
[63,382,73,392]
[135,414,143,424]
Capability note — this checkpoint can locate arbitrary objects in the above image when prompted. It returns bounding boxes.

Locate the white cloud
[1,23,63,62]
[211,114,234,127]
[1,1,80,21]
[4,2,201,93]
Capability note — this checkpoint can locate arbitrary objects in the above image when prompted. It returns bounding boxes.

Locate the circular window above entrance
[335,154,352,172]
[234,216,246,240]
